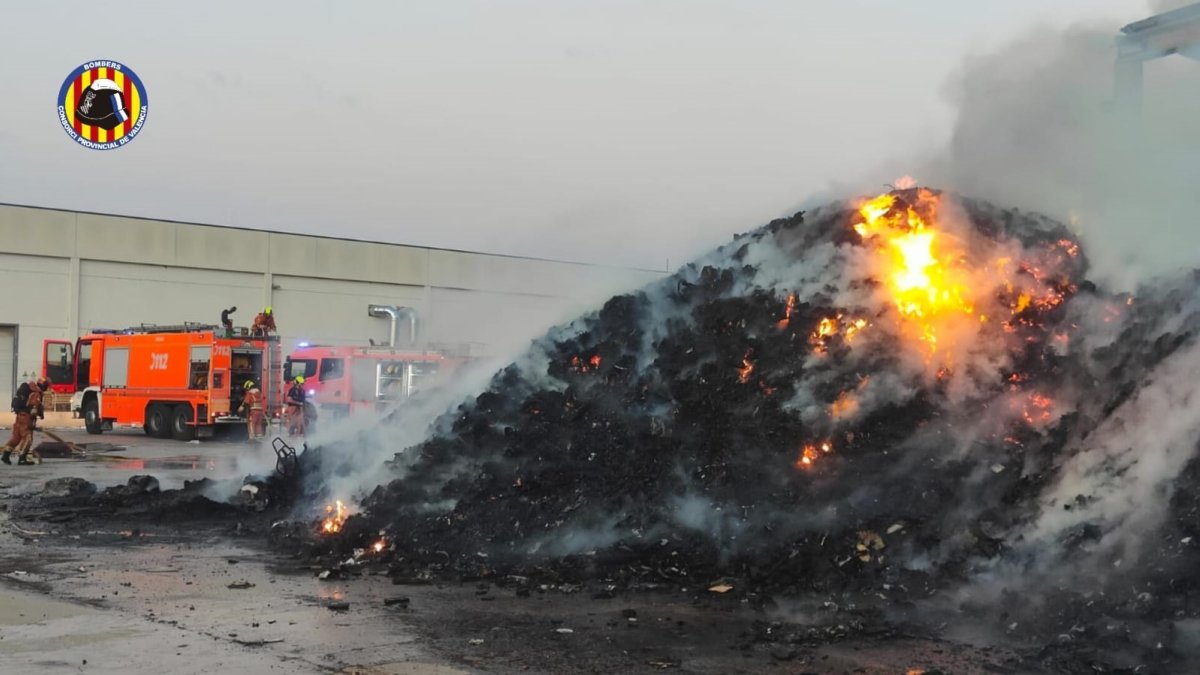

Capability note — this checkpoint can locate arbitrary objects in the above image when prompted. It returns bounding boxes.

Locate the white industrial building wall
[0,203,668,397]
[78,261,264,332]
[270,275,427,347]
[425,287,581,357]
[0,253,70,388]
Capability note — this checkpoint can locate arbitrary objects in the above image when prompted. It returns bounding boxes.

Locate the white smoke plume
[268,7,1200,663]
[858,1,1200,597]
[904,5,1200,290]
[1032,340,1200,562]
[297,353,513,505]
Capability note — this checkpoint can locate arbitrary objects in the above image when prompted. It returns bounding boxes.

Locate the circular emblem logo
[57,60,148,151]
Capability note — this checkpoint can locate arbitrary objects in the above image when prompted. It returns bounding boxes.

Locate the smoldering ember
[11,187,1200,674]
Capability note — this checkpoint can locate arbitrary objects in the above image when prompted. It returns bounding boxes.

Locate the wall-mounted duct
[367,305,418,347]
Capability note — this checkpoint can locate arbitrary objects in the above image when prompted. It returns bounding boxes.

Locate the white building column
[67,255,80,339]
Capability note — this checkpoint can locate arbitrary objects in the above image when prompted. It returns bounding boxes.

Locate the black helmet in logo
[76,79,129,130]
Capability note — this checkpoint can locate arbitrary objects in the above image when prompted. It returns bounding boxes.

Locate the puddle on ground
[92,456,232,471]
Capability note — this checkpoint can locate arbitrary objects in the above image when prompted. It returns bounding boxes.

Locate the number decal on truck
[149,353,169,370]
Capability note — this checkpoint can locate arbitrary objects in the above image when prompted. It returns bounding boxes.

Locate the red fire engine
[284,344,467,418]
[42,324,282,440]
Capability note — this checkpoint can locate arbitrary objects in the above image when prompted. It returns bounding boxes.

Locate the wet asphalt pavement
[0,426,466,675]
[2,426,276,491]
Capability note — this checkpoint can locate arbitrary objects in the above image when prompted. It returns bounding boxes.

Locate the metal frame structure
[1116,2,1200,119]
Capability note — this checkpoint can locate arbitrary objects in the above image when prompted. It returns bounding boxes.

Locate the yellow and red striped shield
[57,60,148,150]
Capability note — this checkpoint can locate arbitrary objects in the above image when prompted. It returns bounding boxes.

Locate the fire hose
[36,426,88,456]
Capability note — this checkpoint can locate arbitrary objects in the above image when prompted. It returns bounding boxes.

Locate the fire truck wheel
[144,404,170,439]
[170,405,196,442]
[83,398,103,435]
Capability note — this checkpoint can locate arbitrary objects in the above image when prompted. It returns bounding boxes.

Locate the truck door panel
[43,340,74,393]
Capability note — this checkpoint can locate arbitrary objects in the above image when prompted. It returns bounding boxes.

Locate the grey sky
[0,1,1157,270]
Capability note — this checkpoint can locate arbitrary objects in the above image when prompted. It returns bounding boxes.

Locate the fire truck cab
[284,345,459,418]
[42,324,282,440]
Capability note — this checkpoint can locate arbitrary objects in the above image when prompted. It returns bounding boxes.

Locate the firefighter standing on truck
[3,377,50,465]
[220,306,237,337]
[251,307,276,337]
[285,376,306,436]
[239,380,265,440]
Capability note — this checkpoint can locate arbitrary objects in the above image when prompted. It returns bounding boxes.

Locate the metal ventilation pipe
[367,305,418,347]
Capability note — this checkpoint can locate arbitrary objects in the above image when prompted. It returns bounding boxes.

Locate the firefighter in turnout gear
[239,379,265,439]
[3,377,50,465]
[251,307,276,337]
[220,306,237,338]
[285,376,307,436]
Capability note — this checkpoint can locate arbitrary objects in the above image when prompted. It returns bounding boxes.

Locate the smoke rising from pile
[907,3,1200,289]
[285,8,1200,664]
[356,189,1089,558]
[870,4,1200,608]
[298,352,517,507]
[294,183,1200,667]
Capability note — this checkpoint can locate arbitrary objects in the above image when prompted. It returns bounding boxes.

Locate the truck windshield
[285,359,318,381]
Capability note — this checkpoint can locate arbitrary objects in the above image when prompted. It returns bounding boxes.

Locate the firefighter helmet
[294,376,305,384]
[76,79,129,131]
[264,307,273,315]
[243,380,255,390]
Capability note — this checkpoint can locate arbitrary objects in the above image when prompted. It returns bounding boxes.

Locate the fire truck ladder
[92,323,220,335]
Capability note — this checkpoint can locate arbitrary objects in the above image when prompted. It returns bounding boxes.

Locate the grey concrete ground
[0,428,469,675]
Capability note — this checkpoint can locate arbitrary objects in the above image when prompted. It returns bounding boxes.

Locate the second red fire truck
[284,344,464,418]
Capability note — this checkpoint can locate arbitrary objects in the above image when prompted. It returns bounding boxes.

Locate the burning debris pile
[350,188,1093,576]
[302,187,1200,668]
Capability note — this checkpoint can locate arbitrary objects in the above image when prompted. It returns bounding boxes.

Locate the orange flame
[844,318,868,342]
[321,500,349,534]
[831,376,870,420]
[852,190,1080,364]
[1022,392,1054,425]
[853,191,974,353]
[809,315,869,354]
[1014,293,1031,313]
[796,445,818,467]
[738,350,754,384]
[570,354,602,373]
[1057,239,1080,258]
[372,538,386,554]
[777,293,797,329]
[816,317,837,337]
[795,440,833,469]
